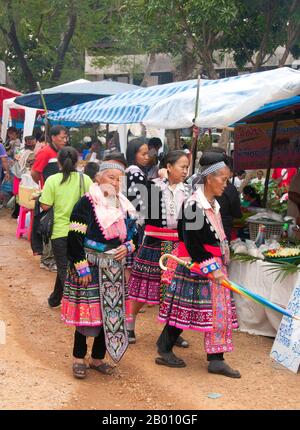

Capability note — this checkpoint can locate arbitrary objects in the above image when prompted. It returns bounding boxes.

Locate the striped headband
[201,161,227,177]
[99,162,125,173]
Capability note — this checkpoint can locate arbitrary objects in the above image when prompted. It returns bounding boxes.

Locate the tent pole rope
[262,118,279,207]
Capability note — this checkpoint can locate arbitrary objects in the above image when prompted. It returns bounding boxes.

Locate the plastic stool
[16,206,34,241]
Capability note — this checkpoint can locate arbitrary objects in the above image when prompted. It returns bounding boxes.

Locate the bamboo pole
[191,75,201,174]
[36,81,49,142]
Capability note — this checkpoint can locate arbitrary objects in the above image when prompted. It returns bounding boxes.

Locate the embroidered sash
[86,250,128,362]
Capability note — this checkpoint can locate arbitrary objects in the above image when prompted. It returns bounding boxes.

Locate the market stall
[229,259,299,337]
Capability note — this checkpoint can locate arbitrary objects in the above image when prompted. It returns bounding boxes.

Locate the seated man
[251,170,266,186]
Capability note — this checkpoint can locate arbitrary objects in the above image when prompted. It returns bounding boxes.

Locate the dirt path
[0,208,299,410]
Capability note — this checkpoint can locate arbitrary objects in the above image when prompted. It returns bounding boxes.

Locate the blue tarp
[238,95,300,123]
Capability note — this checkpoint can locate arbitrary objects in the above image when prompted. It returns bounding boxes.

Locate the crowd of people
[1,124,299,382]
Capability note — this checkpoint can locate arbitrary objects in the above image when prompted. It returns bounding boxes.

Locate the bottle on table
[255,224,266,247]
[281,223,289,245]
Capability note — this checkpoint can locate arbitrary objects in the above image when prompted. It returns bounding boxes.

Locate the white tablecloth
[228,260,299,337]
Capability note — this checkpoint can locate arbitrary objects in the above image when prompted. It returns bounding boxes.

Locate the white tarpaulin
[48,68,300,129]
[1,97,38,146]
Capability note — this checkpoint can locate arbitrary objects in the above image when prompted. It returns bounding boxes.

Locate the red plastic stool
[16,206,34,241]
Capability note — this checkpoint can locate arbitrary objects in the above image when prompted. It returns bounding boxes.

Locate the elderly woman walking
[156,152,240,378]
[61,153,137,379]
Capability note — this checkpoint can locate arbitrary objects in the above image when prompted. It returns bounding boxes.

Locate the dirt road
[0,208,299,410]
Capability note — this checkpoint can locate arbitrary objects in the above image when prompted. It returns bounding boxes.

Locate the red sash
[144,225,178,241]
[178,242,222,257]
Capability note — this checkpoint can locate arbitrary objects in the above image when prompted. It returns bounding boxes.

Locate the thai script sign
[234,120,300,170]
[270,285,300,373]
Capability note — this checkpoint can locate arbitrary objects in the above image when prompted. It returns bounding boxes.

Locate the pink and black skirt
[128,226,179,305]
[159,257,239,332]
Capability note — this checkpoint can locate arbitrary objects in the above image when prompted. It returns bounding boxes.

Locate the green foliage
[198,134,212,152]
[96,0,239,80]
[232,252,300,282]
[263,261,300,283]
[2,0,300,92]
[251,180,288,215]
[0,0,107,91]
[224,0,300,70]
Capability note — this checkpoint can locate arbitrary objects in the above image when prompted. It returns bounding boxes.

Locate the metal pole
[262,118,279,207]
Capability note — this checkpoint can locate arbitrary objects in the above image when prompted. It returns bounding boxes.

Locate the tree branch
[35,14,44,40]
[240,39,255,66]
[278,0,300,66]
[51,2,77,82]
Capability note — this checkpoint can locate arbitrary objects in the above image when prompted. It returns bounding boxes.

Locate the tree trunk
[201,49,218,79]
[6,3,37,91]
[251,0,275,72]
[218,129,230,152]
[165,129,176,150]
[173,50,198,81]
[50,6,77,83]
[140,53,156,87]
[175,129,181,149]
[278,47,292,67]
[6,72,17,90]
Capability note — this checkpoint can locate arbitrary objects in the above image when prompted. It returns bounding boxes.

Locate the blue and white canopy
[48,68,300,129]
[15,79,140,111]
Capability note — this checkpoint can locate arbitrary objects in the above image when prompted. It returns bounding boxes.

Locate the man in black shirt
[216,159,242,242]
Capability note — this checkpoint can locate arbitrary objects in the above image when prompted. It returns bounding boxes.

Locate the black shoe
[155,351,186,368]
[48,297,61,308]
[128,330,136,344]
[208,360,241,378]
[174,335,189,348]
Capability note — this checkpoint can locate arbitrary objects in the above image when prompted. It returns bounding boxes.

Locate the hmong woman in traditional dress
[61,153,137,379]
[125,137,149,265]
[157,152,241,378]
[124,138,149,333]
[127,150,192,346]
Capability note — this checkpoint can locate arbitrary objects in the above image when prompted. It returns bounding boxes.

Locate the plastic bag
[20,172,39,189]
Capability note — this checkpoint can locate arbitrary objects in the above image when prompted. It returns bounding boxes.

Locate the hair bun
[199,151,226,167]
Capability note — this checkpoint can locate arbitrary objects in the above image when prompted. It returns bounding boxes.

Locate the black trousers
[49,237,68,305]
[73,328,106,360]
[157,324,224,361]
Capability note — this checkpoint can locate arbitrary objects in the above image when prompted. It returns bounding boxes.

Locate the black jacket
[216,182,242,242]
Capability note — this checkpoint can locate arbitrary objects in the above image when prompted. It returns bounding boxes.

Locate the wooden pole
[37,81,49,142]
[191,75,201,174]
[106,123,110,148]
[262,118,279,207]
